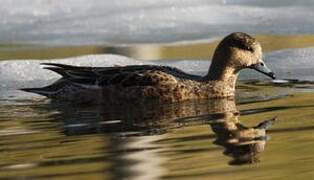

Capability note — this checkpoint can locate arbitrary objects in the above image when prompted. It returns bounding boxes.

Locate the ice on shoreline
[1,0,314,45]
[1,47,314,91]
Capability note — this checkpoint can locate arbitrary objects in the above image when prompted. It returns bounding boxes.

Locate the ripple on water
[1,90,314,179]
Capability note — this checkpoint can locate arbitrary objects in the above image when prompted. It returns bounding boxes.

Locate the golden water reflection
[0,96,279,179]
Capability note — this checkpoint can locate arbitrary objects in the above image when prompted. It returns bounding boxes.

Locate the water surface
[1,1,314,179]
[1,39,314,179]
[1,86,314,179]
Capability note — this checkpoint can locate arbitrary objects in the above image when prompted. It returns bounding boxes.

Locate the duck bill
[250,61,276,79]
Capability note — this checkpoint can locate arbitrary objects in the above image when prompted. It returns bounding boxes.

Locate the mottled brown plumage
[21,32,275,104]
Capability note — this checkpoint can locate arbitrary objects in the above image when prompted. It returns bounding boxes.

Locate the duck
[21,32,275,104]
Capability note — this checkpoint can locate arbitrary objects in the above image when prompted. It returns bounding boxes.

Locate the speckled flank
[21,32,273,104]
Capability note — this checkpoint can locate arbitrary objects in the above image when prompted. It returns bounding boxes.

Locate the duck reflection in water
[209,109,276,165]
[46,97,276,166]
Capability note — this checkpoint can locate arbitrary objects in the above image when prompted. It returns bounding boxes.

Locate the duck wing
[40,63,202,87]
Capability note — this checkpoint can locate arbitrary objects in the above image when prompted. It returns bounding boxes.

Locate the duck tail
[41,63,97,84]
[20,78,67,97]
[43,67,70,78]
[20,87,55,97]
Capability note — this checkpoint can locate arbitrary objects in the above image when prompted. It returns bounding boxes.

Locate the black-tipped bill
[250,61,276,79]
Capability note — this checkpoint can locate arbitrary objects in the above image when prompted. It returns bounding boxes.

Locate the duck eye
[232,41,254,52]
[246,46,253,52]
[240,44,253,52]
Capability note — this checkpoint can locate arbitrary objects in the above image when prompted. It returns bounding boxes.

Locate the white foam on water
[1,47,314,92]
[1,0,314,45]
[224,0,314,7]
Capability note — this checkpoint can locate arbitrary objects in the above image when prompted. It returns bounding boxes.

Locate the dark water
[1,79,314,179]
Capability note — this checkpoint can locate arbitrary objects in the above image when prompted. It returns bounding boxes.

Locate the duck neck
[205,62,238,89]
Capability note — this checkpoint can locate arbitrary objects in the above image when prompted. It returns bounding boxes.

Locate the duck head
[207,32,275,81]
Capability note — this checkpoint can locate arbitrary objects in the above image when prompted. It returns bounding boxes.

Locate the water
[1,47,314,179]
[1,85,314,179]
[1,1,314,179]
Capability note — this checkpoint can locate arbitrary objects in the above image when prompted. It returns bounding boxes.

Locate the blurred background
[1,0,314,60]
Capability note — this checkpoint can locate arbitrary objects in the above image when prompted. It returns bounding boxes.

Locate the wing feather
[41,63,201,87]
